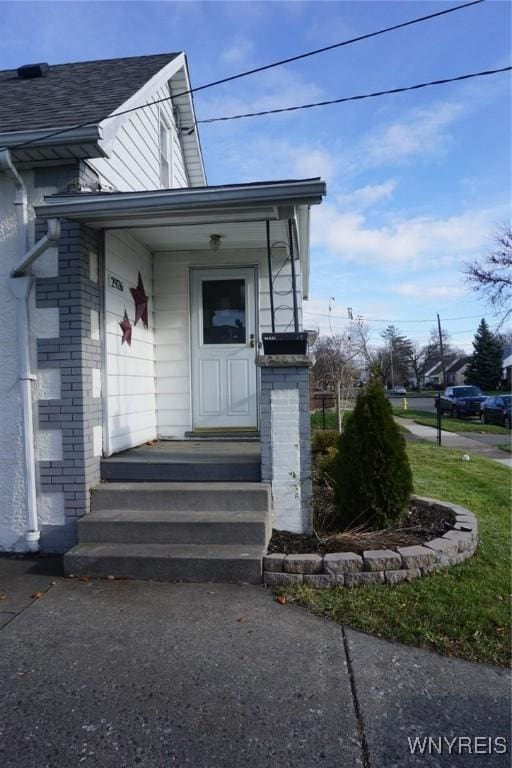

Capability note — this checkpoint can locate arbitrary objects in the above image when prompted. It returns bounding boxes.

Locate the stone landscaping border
[263,496,478,588]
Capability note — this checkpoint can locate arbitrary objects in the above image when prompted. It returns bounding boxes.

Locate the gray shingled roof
[0,53,180,134]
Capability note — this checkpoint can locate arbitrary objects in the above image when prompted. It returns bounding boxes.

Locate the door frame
[189,264,260,431]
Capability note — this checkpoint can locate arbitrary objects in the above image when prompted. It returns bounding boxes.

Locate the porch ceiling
[35,178,326,297]
[127,218,289,253]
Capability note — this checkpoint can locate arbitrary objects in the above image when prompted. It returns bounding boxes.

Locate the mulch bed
[268,497,455,556]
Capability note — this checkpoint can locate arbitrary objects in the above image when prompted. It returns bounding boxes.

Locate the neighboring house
[420,356,469,389]
[446,356,470,386]
[0,53,326,577]
[421,359,445,388]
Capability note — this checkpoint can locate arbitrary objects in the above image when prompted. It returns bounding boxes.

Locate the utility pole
[437,313,446,387]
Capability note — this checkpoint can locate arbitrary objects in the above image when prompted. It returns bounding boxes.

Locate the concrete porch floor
[103,440,261,464]
[100,440,262,483]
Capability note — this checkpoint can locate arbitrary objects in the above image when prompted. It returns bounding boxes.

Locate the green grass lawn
[393,407,509,435]
[311,410,349,430]
[311,411,410,437]
[281,442,511,666]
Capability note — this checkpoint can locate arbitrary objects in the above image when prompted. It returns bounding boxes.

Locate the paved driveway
[0,558,510,767]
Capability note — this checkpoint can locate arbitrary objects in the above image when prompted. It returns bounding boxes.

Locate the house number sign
[108,272,124,293]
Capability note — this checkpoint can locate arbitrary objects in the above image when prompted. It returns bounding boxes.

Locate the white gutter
[0,124,105,161]
[0,149,61,551]
[8,276,39,551]
[36,178,327,220]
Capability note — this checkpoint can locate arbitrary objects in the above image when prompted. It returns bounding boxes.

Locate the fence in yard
[310,391,336,430]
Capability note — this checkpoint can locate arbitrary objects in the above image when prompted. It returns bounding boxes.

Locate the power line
[197,66,511,124]
[302,311,500,324]
[303,317,480,343]
[2,0,486,152]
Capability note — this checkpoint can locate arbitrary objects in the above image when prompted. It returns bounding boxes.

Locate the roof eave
[35,179,326,222]
[176,53,207,186]
[0,125,106,163]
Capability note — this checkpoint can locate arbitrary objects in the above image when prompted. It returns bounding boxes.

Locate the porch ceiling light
[209,234,222,251]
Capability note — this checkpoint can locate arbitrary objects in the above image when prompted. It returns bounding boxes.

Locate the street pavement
[389,395,438,413]
[0,557,510,768]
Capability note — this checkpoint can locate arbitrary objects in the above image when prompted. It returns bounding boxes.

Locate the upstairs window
[159,112,172,188]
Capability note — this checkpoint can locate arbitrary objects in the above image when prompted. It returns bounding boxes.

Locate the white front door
[191,267,258,430]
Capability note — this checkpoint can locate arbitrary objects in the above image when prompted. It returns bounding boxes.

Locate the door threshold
[185,430,260,441]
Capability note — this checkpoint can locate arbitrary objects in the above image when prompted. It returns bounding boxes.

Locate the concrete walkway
[0,557,510,767]
[396,417,512,467]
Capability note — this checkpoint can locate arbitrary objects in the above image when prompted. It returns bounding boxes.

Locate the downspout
[0,149,60,551]
[8,276,39,551]
[0,148,28,254]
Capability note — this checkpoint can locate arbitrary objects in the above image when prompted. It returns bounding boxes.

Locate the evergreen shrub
[330,378,413,530]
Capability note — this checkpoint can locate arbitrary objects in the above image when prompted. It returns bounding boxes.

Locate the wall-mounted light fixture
[209,234,222,251]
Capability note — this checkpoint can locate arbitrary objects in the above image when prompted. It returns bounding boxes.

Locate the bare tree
[350,321,371,368]
[312,333,360,431]
[427,325,452,358]
[351,323,412,388]
[466,224,512,325]
[407,342,435,391]
[380,325,412,387]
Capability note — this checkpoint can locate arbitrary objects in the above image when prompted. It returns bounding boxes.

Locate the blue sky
[1,0,510,350]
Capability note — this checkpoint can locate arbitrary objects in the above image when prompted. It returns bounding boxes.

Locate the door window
[202,279,246,345]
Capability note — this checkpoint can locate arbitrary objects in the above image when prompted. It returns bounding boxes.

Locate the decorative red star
[119,310,132,346]
[130,272,149,329]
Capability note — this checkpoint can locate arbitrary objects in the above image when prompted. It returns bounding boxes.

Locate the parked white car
[389,386,407,396]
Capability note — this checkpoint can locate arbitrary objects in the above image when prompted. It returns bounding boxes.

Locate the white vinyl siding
[153,248,303,438]
[89,82,187,192]
[104,231,157,454]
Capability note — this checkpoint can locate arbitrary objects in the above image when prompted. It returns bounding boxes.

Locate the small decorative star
[130,272,149,329]
[119,310,132,346]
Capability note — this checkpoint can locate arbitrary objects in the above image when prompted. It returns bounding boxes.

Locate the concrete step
[78,508,270,546]
[64,543,264,584]
[91,482,271,513]
[100,460,260,483]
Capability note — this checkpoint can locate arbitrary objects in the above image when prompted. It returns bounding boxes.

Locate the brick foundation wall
[34,218,102,551]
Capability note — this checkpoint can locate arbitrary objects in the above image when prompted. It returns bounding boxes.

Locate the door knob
[249,334,255,348]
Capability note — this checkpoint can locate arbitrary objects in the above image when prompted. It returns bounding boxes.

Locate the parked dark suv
[436,386,486,418]
[480,395,511,428]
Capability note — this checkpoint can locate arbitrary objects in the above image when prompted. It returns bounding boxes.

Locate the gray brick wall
[35,217,102,551]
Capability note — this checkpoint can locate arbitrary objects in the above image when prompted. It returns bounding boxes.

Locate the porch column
[257,354,313,534]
